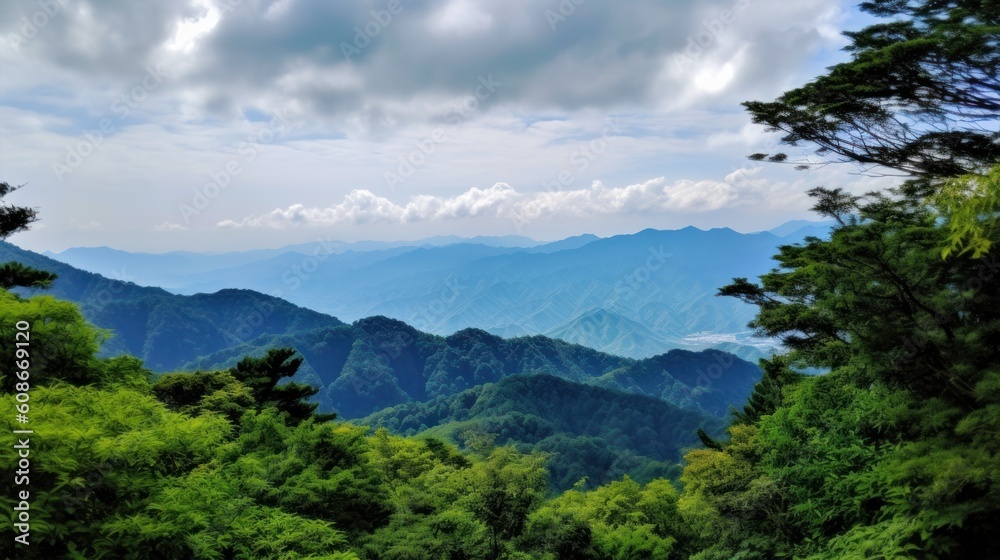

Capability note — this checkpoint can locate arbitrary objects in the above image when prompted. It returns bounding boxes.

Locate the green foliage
[216,409,392,535]
[358,432,550,560]
[744,0,1000,177]
[230,347,336,423]
[153,347,336,425]
[153,368,256,423]
[0,261,56,289]
[0,181,38,239]
[719,186,998,403]
[694,161,1000,557]
[0,291,106,391]
[931,163,1000,258]
[679,361,1000,559]
[361,374,721,491]
[522,476,685,559]
[0,384,232,558]
[731,355,803,426]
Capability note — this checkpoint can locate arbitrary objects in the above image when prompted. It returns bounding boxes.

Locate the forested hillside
[596,349,762,417]
[0,241,343,370]
[360,374,723,490]
[183,315,759,420]
[0,282,716,559]
[0,241,763,423]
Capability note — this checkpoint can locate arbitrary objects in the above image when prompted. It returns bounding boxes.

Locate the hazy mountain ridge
[2,241,763,420]
[41,222,828,358]
[0,242,345,370]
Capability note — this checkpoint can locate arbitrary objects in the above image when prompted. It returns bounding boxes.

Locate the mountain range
[42,221,833,358]
[2,235,765,492]
[2,240,761,413]
[0,241,343,370]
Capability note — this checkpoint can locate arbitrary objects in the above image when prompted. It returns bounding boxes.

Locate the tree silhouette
[745,0,1000,179]
[0,181,39,239]
[0,181,57,290]
[230,347,336,424]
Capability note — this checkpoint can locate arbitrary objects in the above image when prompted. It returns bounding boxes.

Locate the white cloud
[0,0,871,253]
[217,170,805,229]
[154,222,188,231]
[218,183,519,228]
[0,0,850,131]
[429,0,494,36]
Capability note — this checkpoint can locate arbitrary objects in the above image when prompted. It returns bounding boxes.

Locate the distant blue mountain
[45,234,541,288]
[42,221,831,358]
[3,242,344,371]
[758,219,837,238]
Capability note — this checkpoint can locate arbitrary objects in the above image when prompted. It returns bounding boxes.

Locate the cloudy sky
[1,0,887,252]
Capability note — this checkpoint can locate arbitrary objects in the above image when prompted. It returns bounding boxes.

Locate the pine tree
[745,0,1000,179]
[230,348,336,424]
[0,181,57,289]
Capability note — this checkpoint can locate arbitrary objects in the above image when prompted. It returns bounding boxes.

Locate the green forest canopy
[2,0,999,557]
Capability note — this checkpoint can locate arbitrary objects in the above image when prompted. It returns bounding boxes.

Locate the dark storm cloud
[4,0,840,125]
[3,0,203,77]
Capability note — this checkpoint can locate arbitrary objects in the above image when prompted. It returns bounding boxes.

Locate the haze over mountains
[0,241,761,418]
[44,221,833,359]
[1,238,763,491]
[0,241,345,371]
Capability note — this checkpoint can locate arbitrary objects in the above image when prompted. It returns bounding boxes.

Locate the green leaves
[230,347,335,424]
[0,291,107,391]
[0,181,39,240]
[522,476,684,559]
[930,164,1000,259]
[0,261,57,290]
[0,384,231,558]
[744,0,1000,178]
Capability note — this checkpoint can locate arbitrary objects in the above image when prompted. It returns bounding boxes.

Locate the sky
[0,0,891,253]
